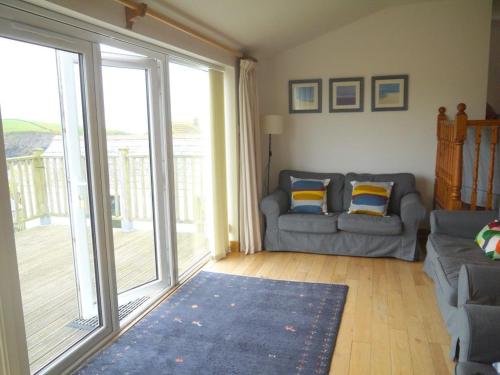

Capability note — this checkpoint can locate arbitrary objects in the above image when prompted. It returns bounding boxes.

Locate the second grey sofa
[261,170,426,261]
[424,209,500,366]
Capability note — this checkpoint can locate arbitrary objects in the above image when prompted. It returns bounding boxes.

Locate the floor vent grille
[67,296,150,331]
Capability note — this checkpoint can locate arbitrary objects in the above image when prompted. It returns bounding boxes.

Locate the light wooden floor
[205,250,454,375]
[15,224,207,373]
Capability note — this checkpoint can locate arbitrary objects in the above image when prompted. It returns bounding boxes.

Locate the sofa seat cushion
[427,234,488,263]
[434,256,494,307]
[337,213,402,235]
[278,213,338,234]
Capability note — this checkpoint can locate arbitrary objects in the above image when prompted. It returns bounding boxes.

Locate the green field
[2,119,62,134]
[2,119,128,135]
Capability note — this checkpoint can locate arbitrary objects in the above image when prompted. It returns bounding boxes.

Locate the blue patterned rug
[75,271,348,375]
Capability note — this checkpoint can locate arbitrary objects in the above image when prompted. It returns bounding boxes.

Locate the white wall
[258,0,492,211]
[488,20,500,112]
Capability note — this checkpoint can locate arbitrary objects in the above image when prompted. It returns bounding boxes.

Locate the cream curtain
[238,59,262,254]
[209,69,229,260]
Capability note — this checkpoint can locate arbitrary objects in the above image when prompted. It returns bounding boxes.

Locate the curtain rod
[112,0,250,59]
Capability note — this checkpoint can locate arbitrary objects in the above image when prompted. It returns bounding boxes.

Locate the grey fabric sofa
[455,361,497,375]
[260,170,426,261]
[424,209,500,368]
[453,264,500,375]
[454,264,500,375]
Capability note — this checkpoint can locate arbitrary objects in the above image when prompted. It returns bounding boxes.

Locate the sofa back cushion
[343,173,416,214]
[279,170,345,212]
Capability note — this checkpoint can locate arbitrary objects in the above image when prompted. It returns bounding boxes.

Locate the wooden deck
[15,224,207,373]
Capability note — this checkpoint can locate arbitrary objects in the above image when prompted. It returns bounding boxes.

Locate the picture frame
[371,75,409,111]
[288,79,322,113]
[329,77,364,113]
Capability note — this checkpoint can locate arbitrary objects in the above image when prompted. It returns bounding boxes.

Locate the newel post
[437,106,447,135]
[32,148,50,225]
[433,107,448,208]
[449,103,467,210]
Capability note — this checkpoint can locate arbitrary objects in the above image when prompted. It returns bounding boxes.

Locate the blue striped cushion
[348,181,393,216]
[290,177,330,214]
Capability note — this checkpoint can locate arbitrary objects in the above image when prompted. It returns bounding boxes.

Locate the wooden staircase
[434,103,499,210]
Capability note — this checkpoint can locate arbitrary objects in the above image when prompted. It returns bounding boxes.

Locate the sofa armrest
[261,189,289,218]
[458,264,500,307]
[458,304,500,363]
[261,189,289,250]
[455,361,498,375]
[430,210,497,239]
[400,192,426,229]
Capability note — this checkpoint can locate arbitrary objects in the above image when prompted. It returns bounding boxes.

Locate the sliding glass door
[0,31,172,375]
[0,35,105,374]
[100,45,170,322]
[169,61,212,276]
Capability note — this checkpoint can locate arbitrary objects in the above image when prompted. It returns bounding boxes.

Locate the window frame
[99,52,172,319]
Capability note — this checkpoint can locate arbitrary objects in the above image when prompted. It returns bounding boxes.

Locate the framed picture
[371,75,409,111]
[329,77,364,113]
[288,79,322,113]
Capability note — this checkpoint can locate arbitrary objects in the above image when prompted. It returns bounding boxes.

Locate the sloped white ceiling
[152,0,445,57]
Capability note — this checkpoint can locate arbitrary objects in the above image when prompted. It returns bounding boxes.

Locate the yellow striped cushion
[348,181,393,216]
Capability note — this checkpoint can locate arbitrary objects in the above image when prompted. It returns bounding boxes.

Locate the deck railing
[434,103,500,210]
[7,148,203,231]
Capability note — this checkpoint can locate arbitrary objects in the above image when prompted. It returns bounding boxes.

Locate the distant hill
[2,119,132,157]
[1,120,59,158]
[2,118,202,158]
[2,119,129,135]
[3,119,61,134]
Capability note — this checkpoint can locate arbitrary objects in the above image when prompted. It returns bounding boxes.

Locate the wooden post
[119,148,133,231]
[32,149,50,225]
[434,107,447,208]
[486,127,498,209]
[7,163,26,231]
[449,103,468,210]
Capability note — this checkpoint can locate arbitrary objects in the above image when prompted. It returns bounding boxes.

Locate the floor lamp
[263,115,284,195]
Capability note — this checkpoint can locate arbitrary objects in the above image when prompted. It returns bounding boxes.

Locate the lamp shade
[263,115,284,135]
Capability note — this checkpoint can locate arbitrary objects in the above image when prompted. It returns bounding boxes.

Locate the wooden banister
[448,103,467,210]
[467,120,500,127]
[434,106,448,208]
[434,102,500,211]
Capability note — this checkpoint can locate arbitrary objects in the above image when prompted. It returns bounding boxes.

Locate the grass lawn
[2,119,128,135]
[2,119,61,134]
